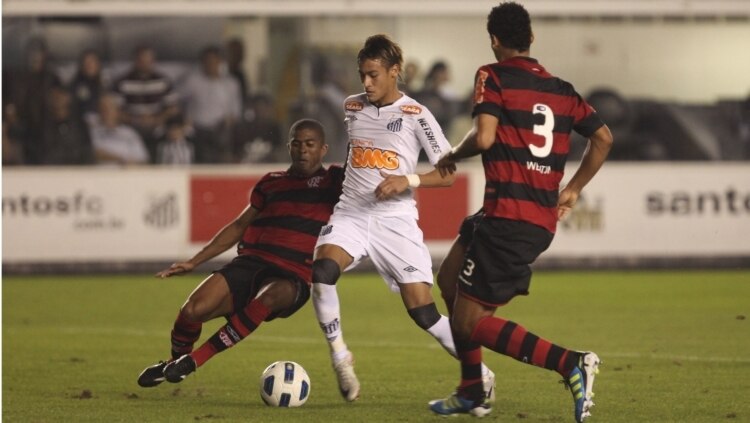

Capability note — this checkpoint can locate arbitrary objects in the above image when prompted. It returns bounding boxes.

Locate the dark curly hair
[486,2,533,52]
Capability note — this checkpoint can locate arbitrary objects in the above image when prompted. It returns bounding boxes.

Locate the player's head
[357,34,403,106]
[486,2,533,58]
[287,118,328,176]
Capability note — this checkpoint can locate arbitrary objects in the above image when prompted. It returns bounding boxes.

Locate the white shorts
[315,211,433,292]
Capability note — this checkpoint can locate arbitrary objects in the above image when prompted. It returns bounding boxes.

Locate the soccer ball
[259,361,311,407]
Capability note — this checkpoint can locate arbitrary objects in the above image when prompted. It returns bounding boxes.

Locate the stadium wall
[2,163,749,274]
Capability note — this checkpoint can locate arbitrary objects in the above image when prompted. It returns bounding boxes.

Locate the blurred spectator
[400,61,420,96]
[226,37,250,104]
[113,45,180,161]
[2,103,26,165]
[415,60,458,135]
[309,56,348,163]
[7,38,63,164]
[234,93,282,163]
[40,87,94,165]
[179,45,242,163]
[89,93,150,166]
[156,114,194,165]
[70,49,109,124]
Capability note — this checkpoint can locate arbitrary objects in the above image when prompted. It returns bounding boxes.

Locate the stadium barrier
[3,163,748,274]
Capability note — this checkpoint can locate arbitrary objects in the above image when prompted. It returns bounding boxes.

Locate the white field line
[42,326,750,364]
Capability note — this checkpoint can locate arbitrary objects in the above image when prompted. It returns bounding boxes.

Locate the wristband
[405,174,421,188]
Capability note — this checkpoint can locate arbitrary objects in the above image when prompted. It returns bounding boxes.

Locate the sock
[312,283,350,362]
[190,299,271,367]
[471,316,581,377]
[170,310,202,360]
[425,315,457,358]
[456,338,484,401]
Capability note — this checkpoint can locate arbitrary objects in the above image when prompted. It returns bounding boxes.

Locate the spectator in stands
[226,37,250,105]
[2,103,25,165]
[179,45,242,163]
[89,93,150,166]
[156,114,194,165]
[400,61,421,96]
[70,49,109,125]
[7,38,63,164]
[40,87,94,165]
[234,93,282,163]
[309,56,348,163]
[114,45,180,162]
[415,60,459,135]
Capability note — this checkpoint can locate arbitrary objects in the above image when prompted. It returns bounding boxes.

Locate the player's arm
[375,168,455,201]
[436,113,498,176]
[557,125,613,220]
[156,204,259,278]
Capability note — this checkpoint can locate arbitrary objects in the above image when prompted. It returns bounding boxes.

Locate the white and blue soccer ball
[259,361,311,407]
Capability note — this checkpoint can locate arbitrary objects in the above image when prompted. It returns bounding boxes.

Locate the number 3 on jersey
[530,103,555,158]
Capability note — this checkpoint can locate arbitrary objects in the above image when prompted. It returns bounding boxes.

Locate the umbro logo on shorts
[403,266,418,272]
[320,225,333,236]
[387,118,403,132]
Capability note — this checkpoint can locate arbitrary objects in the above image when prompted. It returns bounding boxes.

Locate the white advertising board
[548,163,750,257]
[2,167,189,262]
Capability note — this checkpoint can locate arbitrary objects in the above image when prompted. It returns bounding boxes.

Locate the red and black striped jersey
[238,165,344,283]
[472,57,604,233]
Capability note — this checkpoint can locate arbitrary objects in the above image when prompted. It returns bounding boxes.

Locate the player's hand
[155,262,195,278]
[436,151,458,177]
[375,170,409,201]
[557,186,580,221]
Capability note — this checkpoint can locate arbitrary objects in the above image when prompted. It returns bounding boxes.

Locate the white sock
[312,283,349,362]
[425,315,457,358]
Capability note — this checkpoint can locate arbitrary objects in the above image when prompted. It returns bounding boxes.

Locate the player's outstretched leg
[564,352,601,422]
[472,315,602,421]
[137,310,203,388]
[165,297,274,383]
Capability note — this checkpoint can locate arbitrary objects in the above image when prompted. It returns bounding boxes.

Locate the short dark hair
[357,34,403,71]
[487,2,533,52]
[289,118,326,143]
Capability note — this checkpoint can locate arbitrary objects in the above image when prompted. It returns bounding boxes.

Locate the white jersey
[336,92,452,217]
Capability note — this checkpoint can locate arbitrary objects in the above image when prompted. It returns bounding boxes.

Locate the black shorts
[457,217,553,306]
[215,256,311,321]
[457,209,484,248]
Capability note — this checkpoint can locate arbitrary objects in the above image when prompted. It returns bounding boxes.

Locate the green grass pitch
[3,270,749,422]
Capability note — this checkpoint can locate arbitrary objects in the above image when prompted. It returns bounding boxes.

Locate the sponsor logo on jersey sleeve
[474,69,489,104]
[418,118,443,154]
[400,105,422,115]
[345,101,364,111]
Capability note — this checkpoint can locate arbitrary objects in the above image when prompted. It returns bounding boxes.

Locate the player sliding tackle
[428,2,613,421]
[310,34,495,403]
[137,119,345,387]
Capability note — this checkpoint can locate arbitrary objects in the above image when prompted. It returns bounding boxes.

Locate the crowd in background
[2,36,477,167]
[4,37,749,166]
[2,38,284,166]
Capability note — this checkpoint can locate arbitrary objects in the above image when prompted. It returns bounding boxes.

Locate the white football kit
[316,92,452,290]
